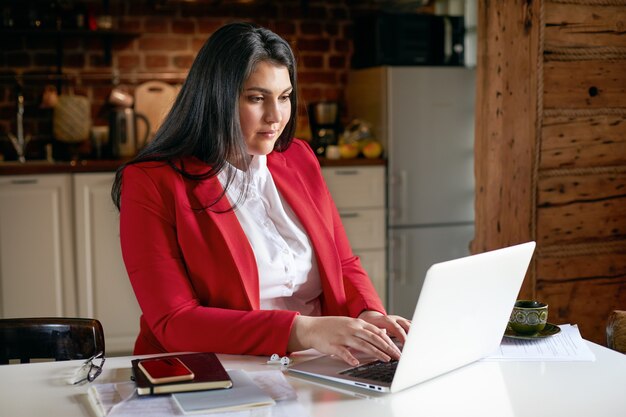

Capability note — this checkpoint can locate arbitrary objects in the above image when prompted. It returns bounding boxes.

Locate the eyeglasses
[69,351,106,385]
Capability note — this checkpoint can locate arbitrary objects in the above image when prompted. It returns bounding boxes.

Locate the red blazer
[120,139,385,356]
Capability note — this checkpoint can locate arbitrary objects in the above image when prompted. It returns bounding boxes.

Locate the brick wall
[0,0,433,161]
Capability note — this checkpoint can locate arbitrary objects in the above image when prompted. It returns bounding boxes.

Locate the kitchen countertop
[0,157,385,176]
[0,159,128,176]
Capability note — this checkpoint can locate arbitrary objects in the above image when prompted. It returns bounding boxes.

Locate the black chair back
[0,317,105,365]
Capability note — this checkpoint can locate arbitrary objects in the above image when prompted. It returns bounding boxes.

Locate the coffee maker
[109,108,150,158]
[308,102,342,156]
[107,87,150,158]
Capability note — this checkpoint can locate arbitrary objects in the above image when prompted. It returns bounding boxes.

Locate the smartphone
[138,357,195,384]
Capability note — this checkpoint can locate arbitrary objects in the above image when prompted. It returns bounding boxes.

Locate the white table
[1,342,625,417]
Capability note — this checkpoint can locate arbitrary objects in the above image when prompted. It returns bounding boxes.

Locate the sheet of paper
[483,324,596,362]
[89,370,309,417]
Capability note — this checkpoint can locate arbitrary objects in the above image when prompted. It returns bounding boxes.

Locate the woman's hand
[358,310,411,345]
[288,316,402,366]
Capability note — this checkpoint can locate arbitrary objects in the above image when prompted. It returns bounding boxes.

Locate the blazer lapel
[183,152,347,313]
[188,165,260,310]
[268,152,347,312]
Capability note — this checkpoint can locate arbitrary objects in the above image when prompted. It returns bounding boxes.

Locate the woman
[112,22,409,367]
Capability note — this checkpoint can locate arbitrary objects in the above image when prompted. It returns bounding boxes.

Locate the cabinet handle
[339,212,359,219]
[334,170,359,176]
[10,179,39,185]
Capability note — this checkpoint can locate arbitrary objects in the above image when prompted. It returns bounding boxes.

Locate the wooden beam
[473,0,541,298]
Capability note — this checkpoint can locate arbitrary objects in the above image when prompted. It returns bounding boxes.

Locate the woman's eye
[249,96,263,103]
[279,95,291,102]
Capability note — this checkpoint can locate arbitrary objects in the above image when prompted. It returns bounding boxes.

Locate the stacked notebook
[126,352,276,415]
[131,352,232,396]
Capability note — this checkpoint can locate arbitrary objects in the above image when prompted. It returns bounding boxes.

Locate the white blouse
[217,155,322,316]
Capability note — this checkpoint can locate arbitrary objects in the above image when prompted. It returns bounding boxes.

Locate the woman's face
[239,60,292,157]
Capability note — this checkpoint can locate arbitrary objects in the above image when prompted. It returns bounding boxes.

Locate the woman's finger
[332,346,360,366]
[363,316,406,346]
[345,335,392,363]
[397,318,411,333]
[387,320,408,343]
[362,321,395,344]
[355,324,401,359]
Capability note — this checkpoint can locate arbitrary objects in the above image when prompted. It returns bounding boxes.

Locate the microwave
[352,12,465,68]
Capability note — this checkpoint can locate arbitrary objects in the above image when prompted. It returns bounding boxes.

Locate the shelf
[1,28,141,73]
[0,159,127,175]
[0,28,140,37]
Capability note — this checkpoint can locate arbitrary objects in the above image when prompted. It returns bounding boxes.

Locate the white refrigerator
[347,66,476,318]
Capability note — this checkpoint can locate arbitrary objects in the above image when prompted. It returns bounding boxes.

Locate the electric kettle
[109,108,150,158]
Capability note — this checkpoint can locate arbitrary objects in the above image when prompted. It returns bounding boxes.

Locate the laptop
[288,241,536,393]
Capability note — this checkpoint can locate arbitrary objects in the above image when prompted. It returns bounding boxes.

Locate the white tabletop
[1,341,625,417]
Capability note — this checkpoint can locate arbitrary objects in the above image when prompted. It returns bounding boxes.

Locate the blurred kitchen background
[0,0,475,161]
[0,0,480,354]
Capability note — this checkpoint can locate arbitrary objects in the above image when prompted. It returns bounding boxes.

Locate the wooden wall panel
[475,0,626,346]
[538,171,626,206]
[537,196,626,245]
[543,61,626,109]
[537,251,626,345]
[544,4,626,48]
[536,1,626,345]
[537,168,626,246]
[541,114,626,169]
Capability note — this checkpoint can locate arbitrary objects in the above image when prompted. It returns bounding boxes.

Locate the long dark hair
[111,22,298,210]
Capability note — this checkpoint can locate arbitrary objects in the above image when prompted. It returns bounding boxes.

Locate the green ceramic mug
[509,300,548,335]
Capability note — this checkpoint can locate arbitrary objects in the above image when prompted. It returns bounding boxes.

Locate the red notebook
[131,352,232,396]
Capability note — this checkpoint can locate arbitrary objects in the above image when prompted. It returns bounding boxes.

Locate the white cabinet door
[0,174,76,318]
[338,208,385,250]
[322,166,385,208]
[73,173,140,354]
[322,166,387,306]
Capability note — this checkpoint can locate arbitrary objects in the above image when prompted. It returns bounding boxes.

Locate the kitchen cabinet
[322,166,387,306]
[73,173,140,354]
[0,174,76,319]
[0,172,138,354]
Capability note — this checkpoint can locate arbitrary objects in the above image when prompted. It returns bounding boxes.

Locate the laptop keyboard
[339,359,398,383]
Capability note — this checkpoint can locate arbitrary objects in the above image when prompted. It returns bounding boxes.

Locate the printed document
[483,324,596,362]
